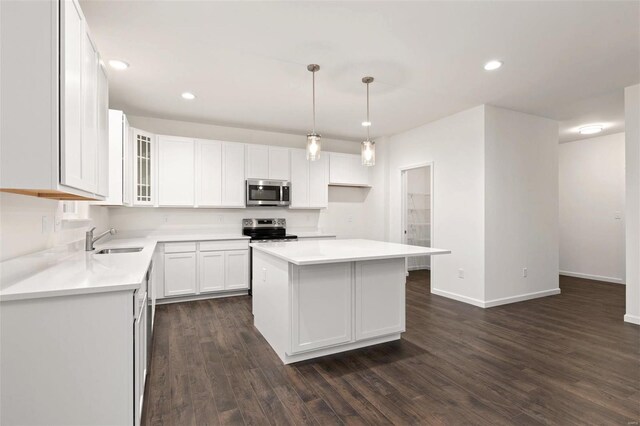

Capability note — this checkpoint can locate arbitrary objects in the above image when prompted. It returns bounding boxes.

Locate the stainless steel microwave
[246,179,290,206]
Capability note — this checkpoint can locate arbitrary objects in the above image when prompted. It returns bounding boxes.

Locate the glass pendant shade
[361,140,375,166]
[307,133,322,161]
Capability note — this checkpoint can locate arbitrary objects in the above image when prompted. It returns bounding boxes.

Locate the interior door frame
[400,161,434,274]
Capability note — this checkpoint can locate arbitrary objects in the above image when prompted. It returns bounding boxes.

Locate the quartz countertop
[0,238,157,302]
[250,239,451,266]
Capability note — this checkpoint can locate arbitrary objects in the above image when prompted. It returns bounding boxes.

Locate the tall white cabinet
[290,149,329,209]
[158,136,195,206]
[1,0,109,200]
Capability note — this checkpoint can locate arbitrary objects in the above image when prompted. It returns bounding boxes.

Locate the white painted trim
[624,314,640,325]
[559,271,625,285]
[282,333,401,364]
[431,287,561,308]
[408,266,430,271]
[156,290,247,305]
[483,288,561,308]
[430,288,486,307]
[400,162,434,276]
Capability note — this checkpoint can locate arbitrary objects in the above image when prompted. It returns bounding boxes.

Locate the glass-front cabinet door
[132,128,155,206]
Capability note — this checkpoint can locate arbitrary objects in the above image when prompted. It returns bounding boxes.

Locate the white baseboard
[624,314,640,325]
[430,288,486,308]
[156,290,248,305]
[560,270,625,285]
[483,288,561,308]
[408,266,430,271]
[431,287,561,308]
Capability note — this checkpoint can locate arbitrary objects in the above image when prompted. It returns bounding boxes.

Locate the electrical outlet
[347,216,353,223]
[458,268,464,279]
[163,215,169,223]
[523,268,528,278]
[614,211,622,220]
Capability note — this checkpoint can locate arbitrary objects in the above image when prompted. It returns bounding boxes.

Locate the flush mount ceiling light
[306,64,321,161]
[484,60,503,71]
[181,92,196,100]
[361,76,375,167]
[108,59,129,70]
[578,124,604,135]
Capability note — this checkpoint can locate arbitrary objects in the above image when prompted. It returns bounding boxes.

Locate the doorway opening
[401,163,433,278]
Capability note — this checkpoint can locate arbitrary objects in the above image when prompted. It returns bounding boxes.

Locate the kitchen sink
[95,247,143,254]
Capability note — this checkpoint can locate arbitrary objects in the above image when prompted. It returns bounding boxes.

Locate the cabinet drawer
[199,240,249,252]
[164,242,197,253]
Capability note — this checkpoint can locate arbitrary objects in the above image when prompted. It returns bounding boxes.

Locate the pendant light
[306,64,321,161]
[361,76,375,166]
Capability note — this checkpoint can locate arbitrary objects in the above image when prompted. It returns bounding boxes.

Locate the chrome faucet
[85,227,117,251]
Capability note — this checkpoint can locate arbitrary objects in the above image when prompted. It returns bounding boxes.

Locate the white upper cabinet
[269,147,291,181]
[96,66,109,197]
[246,145,269,179]
[246,145,290,181]
[329,153,371,187]
[196,139,222,207]
[132,128,156,206]
[0,0,108,200]
[80,31,99,194]
[222,142,246,207]
[158,136,195,206]
[59,0,85,192]
[290,149,310,208]
[309,154,329,208]
[96,110,125,206]
[289,149,328,209]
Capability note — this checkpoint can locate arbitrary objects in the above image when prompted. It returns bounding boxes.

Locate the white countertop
[0,238,156,302]
[250,239,451,265]
[293,231,337,238]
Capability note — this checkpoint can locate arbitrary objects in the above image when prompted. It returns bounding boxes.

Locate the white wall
[559,133,626,284]
[484,106,560,304]
[0,193,110,261]
[625,85,640,325]
[385,106,487,304]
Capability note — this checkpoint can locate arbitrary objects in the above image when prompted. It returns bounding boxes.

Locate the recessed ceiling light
[181,92,196,100]
[578,124,604,135]
[108,60,129,70]
[484,60,503,71]
[362,121,371,127]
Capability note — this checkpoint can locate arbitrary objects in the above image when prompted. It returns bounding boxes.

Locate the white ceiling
[81,1,639,142]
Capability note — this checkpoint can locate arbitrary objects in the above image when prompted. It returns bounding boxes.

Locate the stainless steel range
[243,218,297,295]
[242,218,298,243]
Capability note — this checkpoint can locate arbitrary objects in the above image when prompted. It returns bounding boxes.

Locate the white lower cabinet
[290,262,353,354]
[198,251,225,293]
[355,259,405,340]
[164,252,197,297]
[224,250,249,290]
[162,240,249,299]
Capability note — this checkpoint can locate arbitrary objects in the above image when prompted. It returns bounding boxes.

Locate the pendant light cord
[312,70,316,134]
[366,82,370,141]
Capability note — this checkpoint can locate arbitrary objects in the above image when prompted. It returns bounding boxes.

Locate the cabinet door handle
[262,267,267,282]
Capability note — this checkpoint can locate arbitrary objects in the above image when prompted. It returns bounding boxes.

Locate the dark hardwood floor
[142,271,640,425]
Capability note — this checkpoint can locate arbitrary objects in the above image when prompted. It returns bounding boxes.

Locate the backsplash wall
[0,193,110,261]
[109,186,371,239]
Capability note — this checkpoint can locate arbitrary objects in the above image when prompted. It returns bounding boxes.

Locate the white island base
[251,239,451,364]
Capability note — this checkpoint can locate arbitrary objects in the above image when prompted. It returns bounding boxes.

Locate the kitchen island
[250,239,450,364]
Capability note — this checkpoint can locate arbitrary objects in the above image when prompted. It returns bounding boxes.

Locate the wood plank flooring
[142,272,640,425]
